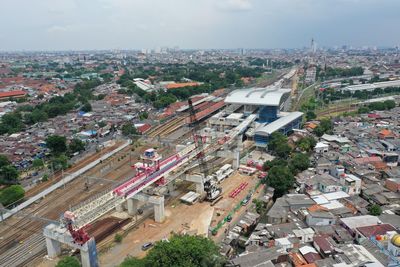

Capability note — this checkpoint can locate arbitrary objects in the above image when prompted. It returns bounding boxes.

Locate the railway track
[24,143,120,198]
[0,142,135,267]
[317,106,357,117]
[148,116,186,138]
[0,141,177,266]
[0,117,190,266]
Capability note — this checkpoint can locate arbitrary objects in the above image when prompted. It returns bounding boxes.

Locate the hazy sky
[0,0,399,50]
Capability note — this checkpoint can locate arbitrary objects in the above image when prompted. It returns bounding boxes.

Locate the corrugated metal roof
[225,87,291,106]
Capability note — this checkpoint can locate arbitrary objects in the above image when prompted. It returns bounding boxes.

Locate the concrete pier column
[115,202,124,212]
[80,238,98,267]
[153,196,165,223]
[45,237,61,258]
[195,182,205,194]
[185,173,205,194]
[127,198,139,216]
[232,151,240,170]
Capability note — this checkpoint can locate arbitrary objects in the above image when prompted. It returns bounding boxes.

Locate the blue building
[254,112,303,147]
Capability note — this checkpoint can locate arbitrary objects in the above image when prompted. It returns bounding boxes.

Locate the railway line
[24,142,121,199]
[0,136,182,266]
[317,106,357,117]
[0,142,146,267]
[148,116,186,138]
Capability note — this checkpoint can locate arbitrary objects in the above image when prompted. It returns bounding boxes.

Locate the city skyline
[1,0,400,51]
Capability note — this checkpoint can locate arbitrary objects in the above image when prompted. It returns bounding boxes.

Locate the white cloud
[216,0,253,11]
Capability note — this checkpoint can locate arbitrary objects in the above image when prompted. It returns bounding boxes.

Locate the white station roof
[225,87,291,106]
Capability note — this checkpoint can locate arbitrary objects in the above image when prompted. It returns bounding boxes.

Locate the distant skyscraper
[311,38,316,54]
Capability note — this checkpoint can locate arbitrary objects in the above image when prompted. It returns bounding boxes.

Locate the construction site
[0,69,300,267]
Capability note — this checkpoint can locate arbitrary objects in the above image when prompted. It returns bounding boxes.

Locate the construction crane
[187,98,221,200]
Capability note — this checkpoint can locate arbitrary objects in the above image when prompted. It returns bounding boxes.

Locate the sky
[0,0,399,51]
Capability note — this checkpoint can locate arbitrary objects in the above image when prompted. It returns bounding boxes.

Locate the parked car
[141,242,153,251]
[242,197,250,206]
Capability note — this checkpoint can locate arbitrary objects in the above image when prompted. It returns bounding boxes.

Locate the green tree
[265,166,294,197]
[0,165,19,185]
[252,199,266,214]
[32,158,44,169]
[25,109,48,124]
[120,257,145,267]
[268,132,288,152]
[314,118,333,137]
[69,139,85,154]
[56,256,81,267]
[369,204,382,216]
[289,153,310,174]
[275,143,292,159]
[263,158,288,171]
[122,234,225,267]
[0,185,25,207]
[0,155,10,169]
[0,112,24,134]
[296,136,317,152]
[51,155,69,171]
[139,112,149,120]
[98,121,107,128]
[81,102,92,112]
[46,135,67,155]
[114,233,123,243]
[121,123,138,137]
[358,106,370,114]
[305,111,316,121]
[384,100,396,110]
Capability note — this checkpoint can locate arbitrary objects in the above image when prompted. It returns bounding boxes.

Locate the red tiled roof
[0,90,26,98]
[137,124,151,134]
[165,82,200,89]
[368,113,381,119]
[356,224,396,238]
[289,252,308,267]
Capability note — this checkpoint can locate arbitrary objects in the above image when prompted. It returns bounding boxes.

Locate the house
[340,195,369,215]
[313,235,334,257]
[378,129,395,140]
[0,90,27,100]
[288,252,309,267]
[292,228,315,243]
[266,194,315,224]
[339,174,361,195]
[315,142,329,154]
[299,246,322,264]
[306,211,336,226]
[385,178,400,192]
[275,237,293,251]
[339,215,382,235]
[227,247,288,267]
[355,223,396,243]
